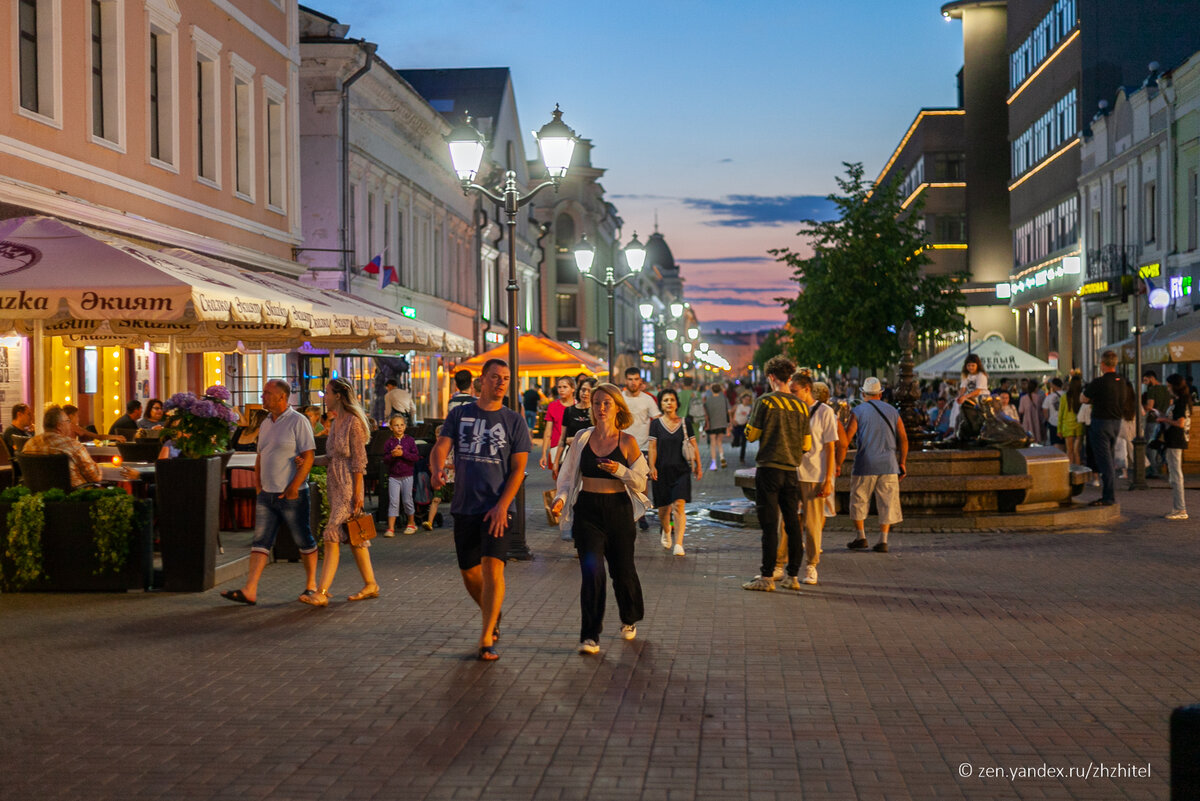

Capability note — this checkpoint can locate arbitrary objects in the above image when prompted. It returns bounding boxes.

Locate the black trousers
[756,465,802,578]
[573,491,644,642]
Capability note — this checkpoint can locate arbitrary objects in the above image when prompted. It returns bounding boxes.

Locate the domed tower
[644,230,683,306]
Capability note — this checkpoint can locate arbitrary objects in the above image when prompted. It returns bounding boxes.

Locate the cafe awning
[1137,313,1200,363]
[166,250,472,355]
[454,334,606,378]
[0,216,311,331]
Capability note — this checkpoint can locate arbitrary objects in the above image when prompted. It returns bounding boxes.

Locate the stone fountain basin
[729,446,1115,531]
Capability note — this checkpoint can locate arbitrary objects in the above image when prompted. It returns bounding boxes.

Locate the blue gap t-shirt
[443,402,532,515]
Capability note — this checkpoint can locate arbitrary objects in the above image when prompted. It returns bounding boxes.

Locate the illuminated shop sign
[1170,276,1193,299]
[1008,257,1080,298]
[1139,263,1161,279]
[1077,280,1111,297]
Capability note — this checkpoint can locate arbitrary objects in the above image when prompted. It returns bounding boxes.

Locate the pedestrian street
[2,443,1197,801]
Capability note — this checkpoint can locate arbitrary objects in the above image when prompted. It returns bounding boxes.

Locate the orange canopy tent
[454,334,607,378]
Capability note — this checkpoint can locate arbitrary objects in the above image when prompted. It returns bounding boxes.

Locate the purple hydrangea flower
[205,384,231,402]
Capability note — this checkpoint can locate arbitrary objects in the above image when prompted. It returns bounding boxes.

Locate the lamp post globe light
[446,105,580,561]
[573,232,646,376]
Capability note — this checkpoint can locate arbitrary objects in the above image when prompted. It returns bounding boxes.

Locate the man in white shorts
[844,376,907,553]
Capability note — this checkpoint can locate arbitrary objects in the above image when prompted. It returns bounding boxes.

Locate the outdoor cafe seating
[19,453,78,493]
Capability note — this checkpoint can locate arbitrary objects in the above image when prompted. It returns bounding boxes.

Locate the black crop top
[580,439,629,479]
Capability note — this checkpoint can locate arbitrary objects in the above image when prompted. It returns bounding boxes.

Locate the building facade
[2,0,303,426]
[299,11,475,416]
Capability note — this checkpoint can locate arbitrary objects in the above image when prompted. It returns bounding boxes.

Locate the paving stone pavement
[2,442,1198,801]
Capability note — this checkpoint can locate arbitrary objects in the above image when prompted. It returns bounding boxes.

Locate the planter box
[156,456,221,592]
[1,499,154,592]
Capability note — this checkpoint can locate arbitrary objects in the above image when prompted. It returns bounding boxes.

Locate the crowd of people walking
[213,348,1192,661]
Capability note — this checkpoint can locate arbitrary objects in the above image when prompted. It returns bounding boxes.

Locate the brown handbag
[345,512,377,547]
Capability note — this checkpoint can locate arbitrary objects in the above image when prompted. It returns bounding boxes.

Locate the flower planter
[155,455,221,592]
[0,499,153,592]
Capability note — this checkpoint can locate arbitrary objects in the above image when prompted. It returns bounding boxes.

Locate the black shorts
[707,427,727,436]
[453,512,511,569]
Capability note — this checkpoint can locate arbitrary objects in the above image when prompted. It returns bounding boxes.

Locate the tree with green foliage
[752,328,787,371]
[771,162,965,372]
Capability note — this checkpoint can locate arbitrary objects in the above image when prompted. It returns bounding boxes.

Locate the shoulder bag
[345,512,377,547]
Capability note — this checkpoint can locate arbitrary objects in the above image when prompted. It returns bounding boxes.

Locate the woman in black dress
[648,389,702,556]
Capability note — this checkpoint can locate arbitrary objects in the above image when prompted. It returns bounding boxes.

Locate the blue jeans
[1088,419,1122,503]
[524,409,537,428]
[250,487,317,555]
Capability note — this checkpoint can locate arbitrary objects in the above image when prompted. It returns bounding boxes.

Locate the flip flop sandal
[493,612,502,642]
[477,646,499,662]
[220,589,256,606]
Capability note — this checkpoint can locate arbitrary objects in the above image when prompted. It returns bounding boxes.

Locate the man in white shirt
[1041,377,1063,444]
[384,379,416,423]
[790,373,838,586]
[621,367,661,530]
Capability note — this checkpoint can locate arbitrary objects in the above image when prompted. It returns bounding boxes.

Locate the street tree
[771,162,965,372]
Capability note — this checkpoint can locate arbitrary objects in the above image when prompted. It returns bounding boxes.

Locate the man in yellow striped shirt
[742,355,811,592]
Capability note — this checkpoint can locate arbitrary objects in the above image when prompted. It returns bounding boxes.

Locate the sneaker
[771,567,785,581]
[672,543,685,556]
[1165,510,1189,521]
[660,529,671,549]
[847,538,869,550]
[578,639,600,654]
[873,542,889,553]
[422,520,433,531]
[403,525,417,535]
[383,530,395,538]
[802,566,818,585]
[709,461,718,471]
[779,576,801,590]
[620,624,637,640]
[720,457,727,468]
[742,576,775,592]
[638,517,649,531]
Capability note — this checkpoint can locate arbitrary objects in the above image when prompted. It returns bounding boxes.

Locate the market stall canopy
[454,335,606,378]
[915,337,1055,379]
[0,216,317,347]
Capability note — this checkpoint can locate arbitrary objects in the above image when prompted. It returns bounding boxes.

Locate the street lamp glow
[699,342,709,352]
[666,328,678,341]
[573,235,595,274]
[623,232,646,273]
[687,327,699,340]
[639,302,655,320]
[682,342,693,352]
[669,302,684,318]
[445,117,487,183]
[534,105,578,180]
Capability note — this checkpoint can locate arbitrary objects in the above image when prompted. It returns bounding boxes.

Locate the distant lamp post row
[446,104,580,561]
[573,233,647,377]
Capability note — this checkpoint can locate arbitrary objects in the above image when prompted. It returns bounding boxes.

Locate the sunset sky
[315,0,965,331]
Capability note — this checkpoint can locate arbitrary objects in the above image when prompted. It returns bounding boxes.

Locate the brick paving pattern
[2,443,1197,800]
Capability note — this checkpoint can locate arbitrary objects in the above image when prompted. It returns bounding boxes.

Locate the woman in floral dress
[301,378,378,606]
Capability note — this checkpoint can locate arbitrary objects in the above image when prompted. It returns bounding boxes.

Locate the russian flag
[379,264,398,290]
[363,255,382,275]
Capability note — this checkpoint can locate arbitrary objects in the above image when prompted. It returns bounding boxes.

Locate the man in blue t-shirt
[430,358,531,662]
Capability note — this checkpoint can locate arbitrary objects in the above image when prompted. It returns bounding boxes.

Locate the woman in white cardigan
[552,383,650,655]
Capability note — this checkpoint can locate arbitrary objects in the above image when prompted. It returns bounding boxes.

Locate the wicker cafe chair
[18,453,74,493]
[0,438,15,488]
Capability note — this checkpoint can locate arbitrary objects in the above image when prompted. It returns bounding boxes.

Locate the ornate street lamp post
[573,233,647,377]
[446,105,580,560]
